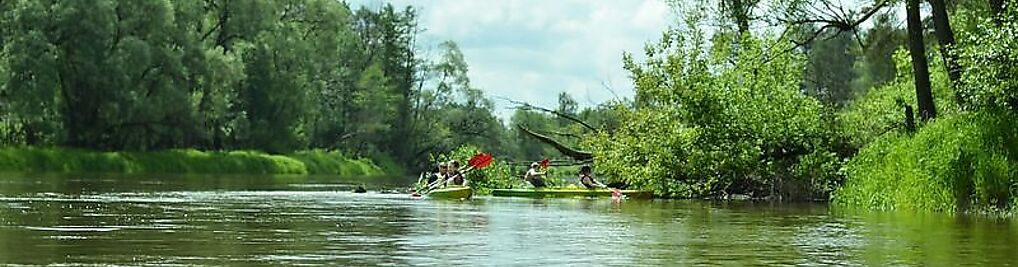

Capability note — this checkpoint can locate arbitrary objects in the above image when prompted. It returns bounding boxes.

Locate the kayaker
[426,163,445,185]
[524,162,547,188]
[425,162,449,189]
[446,160,467,186]
[578,164,607,189]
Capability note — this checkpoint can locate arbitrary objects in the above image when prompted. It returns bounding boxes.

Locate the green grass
[289,150,384,176]
[834,111,1018,213]
[0,147,386,176]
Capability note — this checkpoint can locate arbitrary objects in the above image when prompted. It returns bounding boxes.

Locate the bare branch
[764,0,891,63]
[498,97,598,132]
[781,0,888,32]
[600,80,622,102]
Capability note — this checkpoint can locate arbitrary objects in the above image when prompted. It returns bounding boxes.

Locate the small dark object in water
[353,185,367,193]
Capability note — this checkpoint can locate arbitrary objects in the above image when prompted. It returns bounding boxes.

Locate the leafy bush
[835,111,1018,212]
[956,6,1018,111]
[584,29,842,199]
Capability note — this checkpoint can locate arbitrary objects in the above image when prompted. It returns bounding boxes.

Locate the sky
[349,0,675,121]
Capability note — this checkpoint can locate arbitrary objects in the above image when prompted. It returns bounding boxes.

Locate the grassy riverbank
[0,147,387,176]
[835,111,1018,213]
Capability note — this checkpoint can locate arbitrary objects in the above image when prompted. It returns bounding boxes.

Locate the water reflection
[0,174,1015,266]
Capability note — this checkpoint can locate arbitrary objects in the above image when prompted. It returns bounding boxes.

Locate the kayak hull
[427,186,473,199]
[491,188,652,199]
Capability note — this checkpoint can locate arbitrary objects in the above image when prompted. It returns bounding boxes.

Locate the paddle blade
[468,153,494,169]
[540,159,550,169]
[467,153,485,166]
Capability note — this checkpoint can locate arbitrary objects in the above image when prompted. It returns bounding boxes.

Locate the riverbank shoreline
[0,147,389,176]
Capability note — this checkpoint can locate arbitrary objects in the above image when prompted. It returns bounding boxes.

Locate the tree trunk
[929,0,964,104]
[904,104,916,132]
[906,0,937,121]
[214,0,233,52]
[728,0,751,35]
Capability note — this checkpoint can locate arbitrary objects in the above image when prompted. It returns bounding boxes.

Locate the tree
[428,40,508,160]
[0,0,211,150]
[0,0,554,173]
[776,0,895,105]
[201,0,275,53]
[354,5,423,164]
[237,35,310,153]
[858,12,904,89]
[804,29,857,107]
[597,26,838,198]
[929,0,963,104]
[905,0,937,121]
[957,0,1018,111]
[722,0,758,35]
[556,92,579,127]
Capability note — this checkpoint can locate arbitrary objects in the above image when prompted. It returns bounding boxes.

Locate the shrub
[583,29,842,199]
[835,111,1018,212]
[956,7,1018,111]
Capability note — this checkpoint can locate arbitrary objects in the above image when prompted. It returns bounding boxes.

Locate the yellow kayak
[491,188,652,199]
[427,186,473,200]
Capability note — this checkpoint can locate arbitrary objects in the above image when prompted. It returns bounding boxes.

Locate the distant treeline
[0,1,620,172]
[0,1,455,171]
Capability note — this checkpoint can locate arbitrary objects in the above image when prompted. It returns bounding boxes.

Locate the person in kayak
[427,163,446,185]
[578,164,607,189]
[446,160,467,186]
[424,162,449,189]
[524,162,547,188]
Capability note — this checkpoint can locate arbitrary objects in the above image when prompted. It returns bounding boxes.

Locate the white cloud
[350,0,674,120]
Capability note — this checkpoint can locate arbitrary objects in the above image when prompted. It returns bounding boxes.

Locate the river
[0,174,1015,266]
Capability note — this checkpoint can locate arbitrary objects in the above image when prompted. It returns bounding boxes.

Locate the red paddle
[468,153,494,169]
[539,159,549,170]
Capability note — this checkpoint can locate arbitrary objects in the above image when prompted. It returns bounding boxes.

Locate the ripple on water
[44,235,90,240]
[24,226,121,232]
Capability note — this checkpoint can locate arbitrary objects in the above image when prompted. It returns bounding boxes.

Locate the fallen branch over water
[515,125,593,161]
